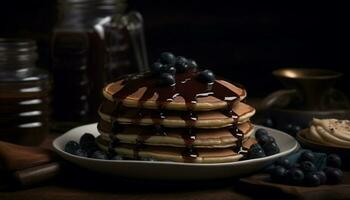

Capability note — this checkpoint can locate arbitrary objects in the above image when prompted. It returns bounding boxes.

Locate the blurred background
[0,0,349,144]
[0,0,348,96]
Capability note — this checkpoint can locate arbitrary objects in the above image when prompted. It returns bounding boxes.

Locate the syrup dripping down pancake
[98,120,253,148]
[103,73,246,111]
[98,101,255,128]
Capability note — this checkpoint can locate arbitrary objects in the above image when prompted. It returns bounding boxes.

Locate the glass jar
[51,0,147,124]
[0,39,51,146]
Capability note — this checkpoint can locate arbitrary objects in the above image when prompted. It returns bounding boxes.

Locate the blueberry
[255,128,269,140]
[300,161,317,173]
[268,136,276,143]
[327,154,342,168]
[247,143,266,159]
[263,142,280,156]
[270,166,287,182]
[304,172,321,186]
[258,135,276,146]
[160,52,176,66]
[315,171,327,184]
[275,157,292,169]
[256,134,270,146]
[64,141,80,154]
[168,66,177,75]
[197,69,215,83]
[80,133,98,155]
[80,133,96,148]
[286,168,305,185]
[174,56,188,73]
[110,155,124,160]
[74,149,88,157]
[299,150,316,163]
[150,62,163,74]
[187,59,198,68]
[90,150,108,160]
[324,167,343,184]
[158,73,175,86]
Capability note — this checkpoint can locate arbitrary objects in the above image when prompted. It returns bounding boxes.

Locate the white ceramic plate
[53,123,299,180]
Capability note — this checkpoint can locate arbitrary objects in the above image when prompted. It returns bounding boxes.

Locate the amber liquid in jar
[0,39,51,145]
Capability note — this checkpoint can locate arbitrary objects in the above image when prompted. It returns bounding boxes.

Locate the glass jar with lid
[0,38,51,145]
[51,0,148,124]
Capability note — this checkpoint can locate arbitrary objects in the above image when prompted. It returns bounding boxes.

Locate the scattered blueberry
[255,128,268,140]
[187,59,198,68]
[90,150,108,160]
[271,166,287,182]
[247,143,266,159]
[324,167,343,184]
[80,133,98,155]
[300,161,317,173]
[256,134,270,146]
[80,133,96,148]
[197,69,215,83]
[174,56,188,73]
[299,150,316,163]
[275,157,292,169]
[168,66,177,75]
[315,171,327,184]
[304,172,321,186]
[158,73,175,86]
[327,154,342,168]
[268,136,276,143]
[64,141,80,155]
[150,62,164,74]
[159,52,176,66]
[263,142,280,156]
[286,168,304,185]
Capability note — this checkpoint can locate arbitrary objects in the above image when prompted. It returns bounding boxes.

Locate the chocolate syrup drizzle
[108,69,243,161]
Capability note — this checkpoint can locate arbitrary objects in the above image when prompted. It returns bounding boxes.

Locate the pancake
[97,137,257,163]
[98,120,254,148]
[103,75,246,111]
[98,101,255,128]
[96,58,256,163]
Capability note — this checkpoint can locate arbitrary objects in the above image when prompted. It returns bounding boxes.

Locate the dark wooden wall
[0,0,349,97]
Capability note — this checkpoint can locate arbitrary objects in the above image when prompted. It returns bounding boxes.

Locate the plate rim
[53,123,299,167]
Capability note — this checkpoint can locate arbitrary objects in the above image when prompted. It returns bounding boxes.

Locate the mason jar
[0,38,51,145]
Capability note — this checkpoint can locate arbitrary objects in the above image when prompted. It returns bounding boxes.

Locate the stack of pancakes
[96,71,256,163]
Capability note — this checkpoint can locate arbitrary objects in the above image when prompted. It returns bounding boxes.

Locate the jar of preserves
[0,38,51,145]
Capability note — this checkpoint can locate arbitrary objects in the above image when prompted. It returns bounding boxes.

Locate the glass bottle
[51,0,147,125]
[0,38,51,146]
